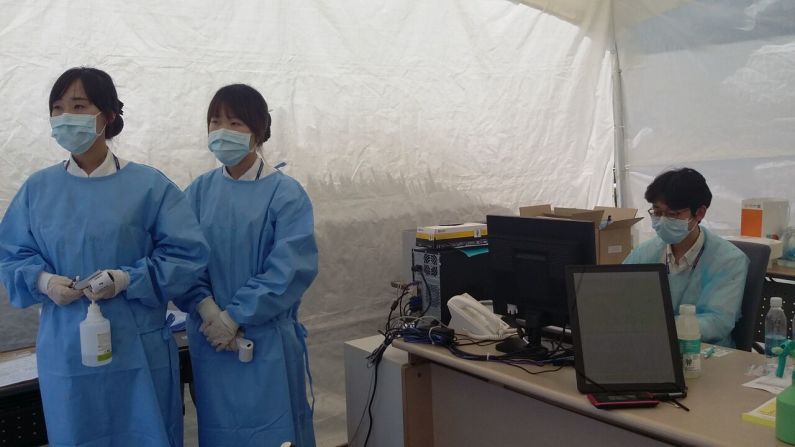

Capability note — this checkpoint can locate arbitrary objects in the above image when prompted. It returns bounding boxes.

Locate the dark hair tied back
[49,67,125,139]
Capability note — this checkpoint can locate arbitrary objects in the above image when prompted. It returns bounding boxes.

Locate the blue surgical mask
[50,112,104,155]
[651,216,695,244]
[208,129,252,166]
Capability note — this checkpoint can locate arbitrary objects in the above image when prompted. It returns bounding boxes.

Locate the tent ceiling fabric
[615,0,795,240]
[0,0,614,445]
[517,0,693,28]
[0,0,792,445]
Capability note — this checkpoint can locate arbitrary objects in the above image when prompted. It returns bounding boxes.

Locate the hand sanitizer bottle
[80,301,112,367]
[676,304,701,379]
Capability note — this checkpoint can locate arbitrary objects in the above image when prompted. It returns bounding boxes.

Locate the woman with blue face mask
[184,84,318,447]
[623,167,749,347]
[0,67,209,446]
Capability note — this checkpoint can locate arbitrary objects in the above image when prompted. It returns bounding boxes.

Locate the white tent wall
[615,0,795,241]
[0,0,615,445]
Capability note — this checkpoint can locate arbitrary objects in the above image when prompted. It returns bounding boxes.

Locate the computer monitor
[487,215,597,354]
[565,264,685,395]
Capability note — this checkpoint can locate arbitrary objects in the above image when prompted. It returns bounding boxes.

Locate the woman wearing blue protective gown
[184,84,318,447]
[0,67,209,446]
[623,168,748,347]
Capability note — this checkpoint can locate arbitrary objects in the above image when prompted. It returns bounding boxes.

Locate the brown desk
[394,339,787,447]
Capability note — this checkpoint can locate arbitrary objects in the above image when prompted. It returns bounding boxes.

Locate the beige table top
[394,339,788,447]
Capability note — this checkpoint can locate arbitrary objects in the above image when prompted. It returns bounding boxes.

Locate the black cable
[363,357,380,447]
[360,328,401,447]
[502,361,564,375]
[416,267,432,317]
[386,289,410,332]
[348,358,377,443]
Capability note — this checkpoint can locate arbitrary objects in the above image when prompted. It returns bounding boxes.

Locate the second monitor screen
[487,215,597,329]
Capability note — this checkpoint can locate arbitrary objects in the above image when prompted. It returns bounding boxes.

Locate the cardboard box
[519,204,643,264]
[416,223,488,249]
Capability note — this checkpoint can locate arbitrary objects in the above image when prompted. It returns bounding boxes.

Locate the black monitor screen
[487,215,597,337]
[565,264,684,394]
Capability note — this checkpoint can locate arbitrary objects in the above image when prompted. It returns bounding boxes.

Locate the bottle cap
[679,304,696,315]
[86,301,103,319]
[771,297,783,308]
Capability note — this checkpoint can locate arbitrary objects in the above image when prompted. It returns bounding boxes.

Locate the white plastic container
[80,301,112,367]
[676,304,701,379]
[237,337,254,363]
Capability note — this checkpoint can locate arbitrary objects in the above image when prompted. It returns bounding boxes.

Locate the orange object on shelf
[741,208,763,238]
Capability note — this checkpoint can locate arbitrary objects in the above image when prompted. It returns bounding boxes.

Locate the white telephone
[447,293,516,340]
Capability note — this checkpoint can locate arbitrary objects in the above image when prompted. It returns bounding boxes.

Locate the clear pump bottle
[765,297,787,374]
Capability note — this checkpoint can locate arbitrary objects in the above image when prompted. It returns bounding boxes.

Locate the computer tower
[410,247,493,324]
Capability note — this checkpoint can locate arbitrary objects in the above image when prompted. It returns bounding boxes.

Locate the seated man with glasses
[624,167,749,347]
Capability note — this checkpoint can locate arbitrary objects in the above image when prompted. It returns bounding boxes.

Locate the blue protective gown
[0,162,209,447]
[184,168,318,447]
[623,226,749,347]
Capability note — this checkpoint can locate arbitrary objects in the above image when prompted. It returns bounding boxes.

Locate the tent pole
[610,0,628,208]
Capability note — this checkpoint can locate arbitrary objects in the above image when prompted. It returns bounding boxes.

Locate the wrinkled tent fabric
[614,0,795,239]
[0,0,792,445]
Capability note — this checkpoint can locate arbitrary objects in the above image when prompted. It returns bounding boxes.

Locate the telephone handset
[447,293,516,340]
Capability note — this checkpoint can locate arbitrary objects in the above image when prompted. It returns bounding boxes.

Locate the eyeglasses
[647,207,691,219]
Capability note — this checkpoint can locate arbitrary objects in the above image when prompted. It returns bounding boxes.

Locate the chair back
[729,240,770,351]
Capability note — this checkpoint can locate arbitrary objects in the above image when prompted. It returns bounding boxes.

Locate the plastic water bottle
[765,297,787,373]
[676,304,701,379]
[80,301,112,367]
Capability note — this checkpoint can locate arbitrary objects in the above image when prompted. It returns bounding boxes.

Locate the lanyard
[255,159,264,180]
[666,237,706,275]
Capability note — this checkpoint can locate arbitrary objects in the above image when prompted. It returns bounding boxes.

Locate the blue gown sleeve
[177,180,214,314]
[0,183,53,308]
[622,247,639,264]
[226,186,318,325]
[695,249,749,344]
[623,238,664,265]
[121,183,210,310]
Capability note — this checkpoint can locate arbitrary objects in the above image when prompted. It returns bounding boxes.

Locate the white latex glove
[197,297,240,351]
[84,270,129,301]
[45,275,83,306]
[222,331,245,352]
[197,296,221,323]
[201,310,239,352]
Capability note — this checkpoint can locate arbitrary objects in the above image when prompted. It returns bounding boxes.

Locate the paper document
[742,373,793,395]
[0,352,38,388]
[742,397,776,428]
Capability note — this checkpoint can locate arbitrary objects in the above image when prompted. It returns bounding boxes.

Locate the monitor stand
[496,312,548,359]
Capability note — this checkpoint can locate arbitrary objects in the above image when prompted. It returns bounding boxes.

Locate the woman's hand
[45,275,83,306]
